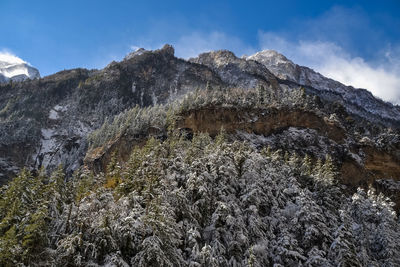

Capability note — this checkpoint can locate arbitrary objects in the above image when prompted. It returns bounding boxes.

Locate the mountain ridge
[0,44,399,188]
[246,50,400,123]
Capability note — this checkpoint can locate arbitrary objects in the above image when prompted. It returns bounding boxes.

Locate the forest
[1,128,399,266]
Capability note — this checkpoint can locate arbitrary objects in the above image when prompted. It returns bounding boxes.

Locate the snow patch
[49,109,59,120]
[49,105,68,120]
[36,128,59,167]
[151,92,158,105]
[132,82,136,93]
[73,121,91,136]
[54,104,68,112]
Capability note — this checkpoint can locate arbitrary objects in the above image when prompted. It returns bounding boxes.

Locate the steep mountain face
[1,45,400,189]
[189,50,280,90]
[0,45,226,183]
[0,58,40,82]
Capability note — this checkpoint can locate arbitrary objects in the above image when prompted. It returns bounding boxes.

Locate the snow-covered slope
[0,54,40,82]
[246,50,400,123]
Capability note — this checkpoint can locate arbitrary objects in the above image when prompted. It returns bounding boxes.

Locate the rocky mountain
[1,44,400,266]
[0,45,224,182]
[0,44,399,186]
[0,56,40,82]
[247,50,400,125]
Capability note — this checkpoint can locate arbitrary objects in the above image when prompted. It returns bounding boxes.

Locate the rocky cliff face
[1,45,400,194]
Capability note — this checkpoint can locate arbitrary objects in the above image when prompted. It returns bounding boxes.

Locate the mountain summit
[246,50,298,81]
[0,53,40,83]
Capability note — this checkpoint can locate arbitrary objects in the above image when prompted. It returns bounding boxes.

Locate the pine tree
[321,154,337,185]
[312,158,323,185]
[329,209,362,267]
[301,154,313,176]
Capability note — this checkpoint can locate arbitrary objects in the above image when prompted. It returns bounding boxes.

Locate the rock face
[177,107,346,142]
[0,57,40,82]
[1,44,400,191]
[190,50,280,90]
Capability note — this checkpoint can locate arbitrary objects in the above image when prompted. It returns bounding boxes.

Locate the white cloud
[259,32,400,104]
[0,50,27,65]
[0,50,33,78]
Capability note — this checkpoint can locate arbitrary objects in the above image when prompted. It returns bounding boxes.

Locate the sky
[1,0,400,103]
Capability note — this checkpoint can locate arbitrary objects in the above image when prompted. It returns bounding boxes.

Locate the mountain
[0,56,40,82]
[0,45,228,182]
[1,45,400,266]
[247,50,400,124]
[1,44,399,193]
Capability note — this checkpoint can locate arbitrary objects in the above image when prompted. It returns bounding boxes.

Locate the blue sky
[1,0,400,102]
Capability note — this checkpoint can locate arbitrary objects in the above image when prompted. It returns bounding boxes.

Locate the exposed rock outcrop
[177,107,346,142]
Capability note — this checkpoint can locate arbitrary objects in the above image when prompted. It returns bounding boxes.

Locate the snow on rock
[124,48,146,61]
[49,104,68,120]
[49,109,59,120]
[35,128,59,167]
[32,119,91,174]
[246,50,299,81]
[0,53,40,82]
[54,104,68,112]
[73,120,91,137]
[131,82,136,93]
[151,91,158,105]
[0,157,19,181]
[247,50,400,123]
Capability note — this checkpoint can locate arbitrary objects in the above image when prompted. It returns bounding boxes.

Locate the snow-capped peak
[124,47,147,61]
[246,50,299,81]
[0,52,40,82]
[248,50,294,66]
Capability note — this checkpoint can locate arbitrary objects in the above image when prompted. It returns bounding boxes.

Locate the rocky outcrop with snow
[0,54,40,82]
[246,50,400,124]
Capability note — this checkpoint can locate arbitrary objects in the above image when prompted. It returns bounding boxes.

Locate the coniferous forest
[1,128,399,266]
